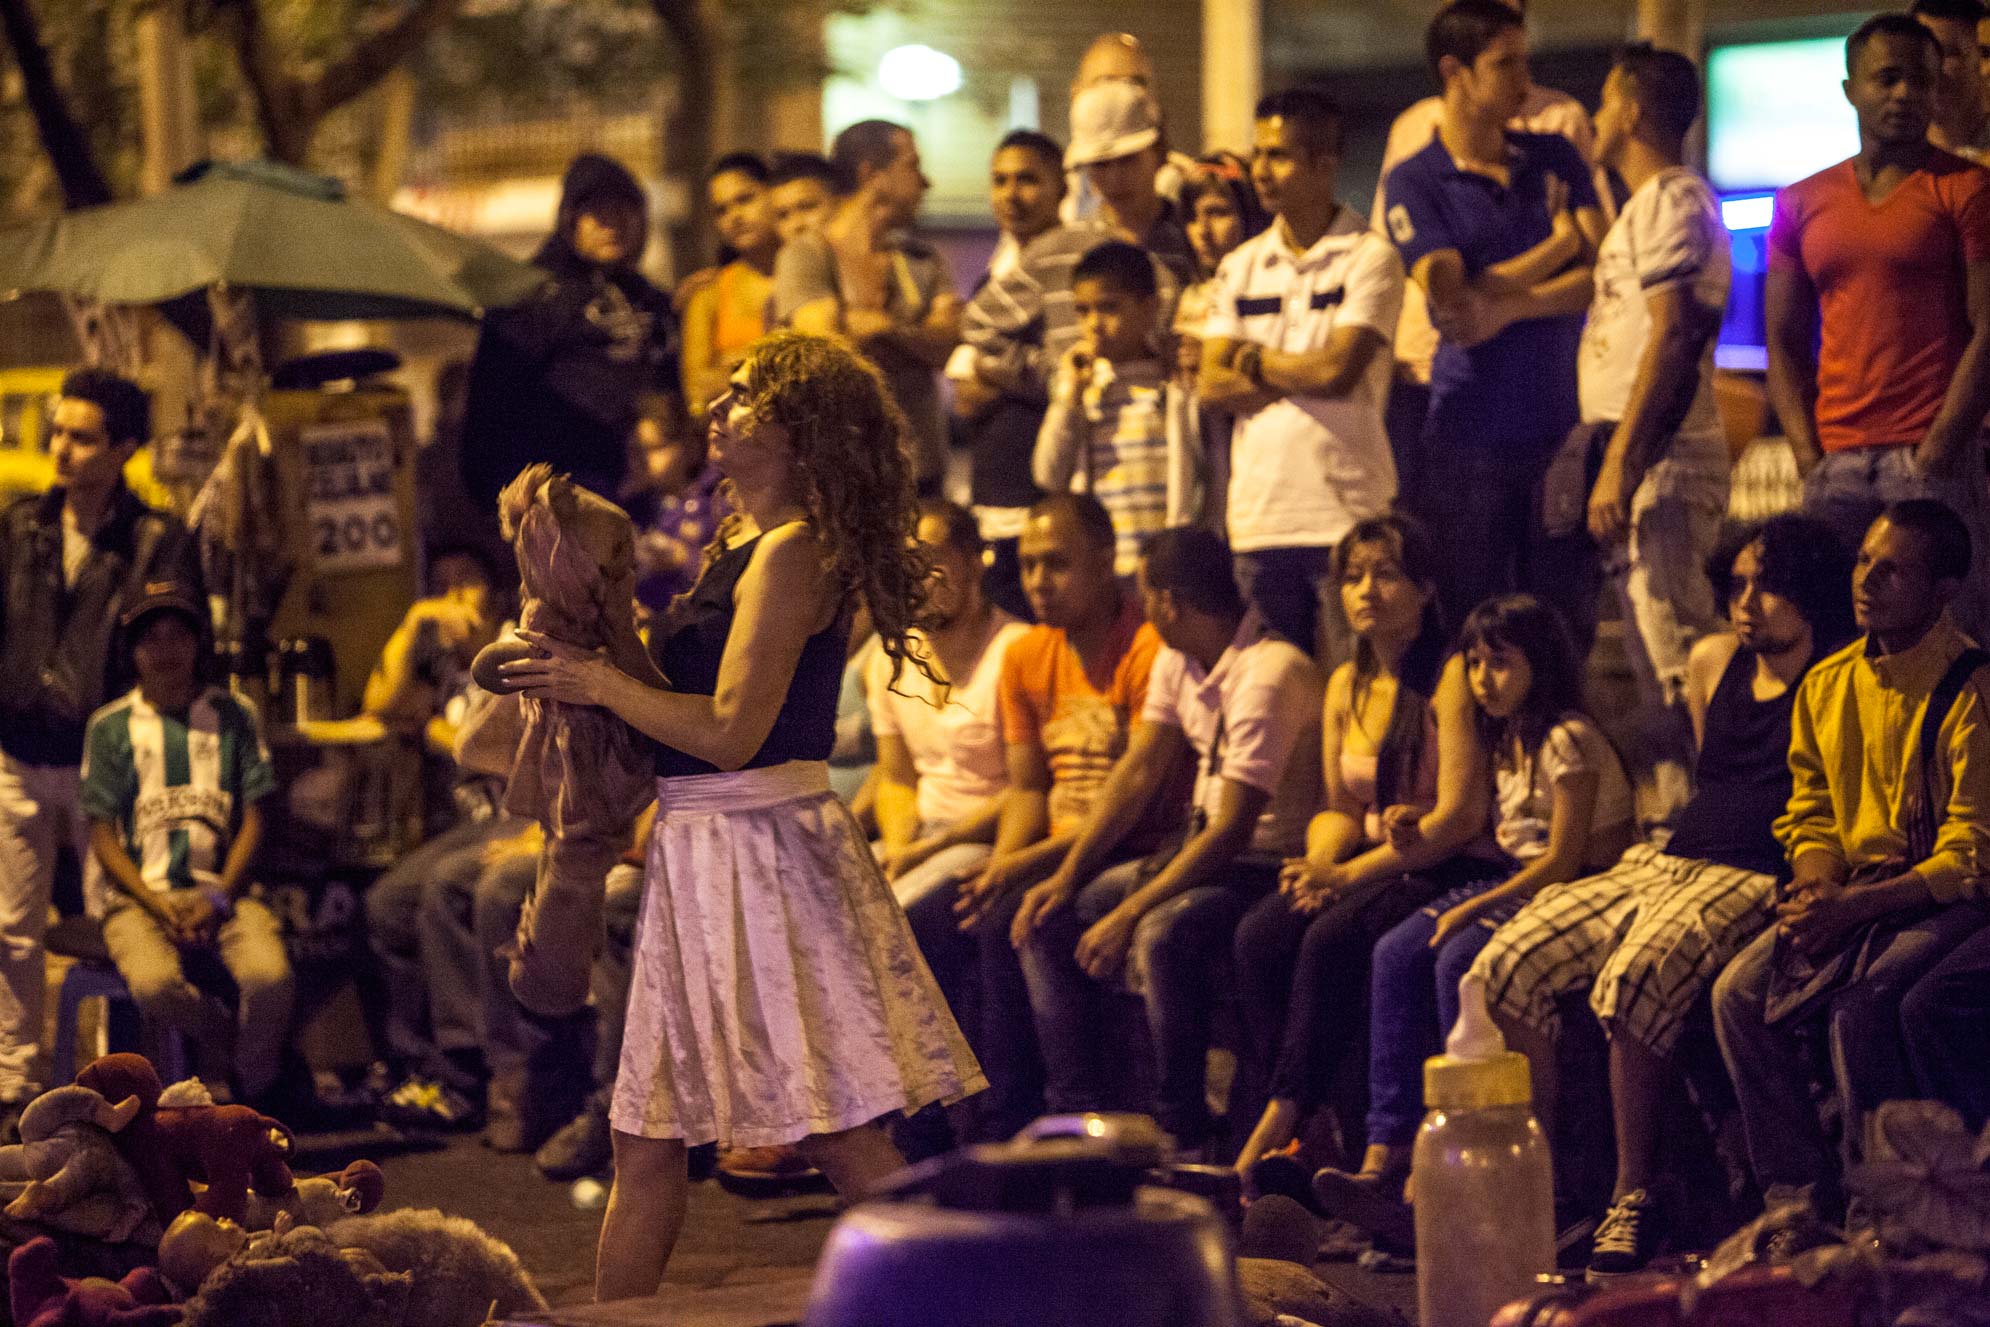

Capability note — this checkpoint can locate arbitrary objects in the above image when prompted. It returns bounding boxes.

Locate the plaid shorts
[1471,844,1777,1056]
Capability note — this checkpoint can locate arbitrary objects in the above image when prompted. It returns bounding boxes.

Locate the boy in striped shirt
[1034,241,1196,577]
[81,582,292,1102]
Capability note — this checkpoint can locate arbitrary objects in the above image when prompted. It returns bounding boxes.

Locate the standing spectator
[462,153,681,509]
[949,129,1067,621]
[0,369,200,1110]
[775,120,960,494]
[1380,0,1607,639]
[1173,154,1269,540]
[1471,516,1854,1278]
[83,584,289,1105]
[1313,593,1633,1245]
[1011,527,1323,1153]
[1766,14,1990,643]
[1200,88,1406,664]
[960,87,1191,420]
[952,495,1180,1137]
[1061,33,1202,226]
[1034,242,1194,574]
[1714,502,1990,1223]
[1371,0,1596,483]
[766,153,837,245]
[870,500,1028,1014]
[680,153,780,418]
[1231,515,1493,1180]
[1580,46,1733,710]
[1915,0,1990,160]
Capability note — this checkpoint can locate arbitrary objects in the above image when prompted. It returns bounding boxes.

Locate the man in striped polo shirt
[81,582,293,1104]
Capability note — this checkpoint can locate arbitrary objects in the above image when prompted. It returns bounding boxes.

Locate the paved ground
[354,1130,1418,1325]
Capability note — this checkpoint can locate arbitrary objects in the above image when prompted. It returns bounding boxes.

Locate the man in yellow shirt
[1714,500,1990,1220]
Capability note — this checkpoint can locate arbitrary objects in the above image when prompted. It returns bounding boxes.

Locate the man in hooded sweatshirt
[463,154,682,510]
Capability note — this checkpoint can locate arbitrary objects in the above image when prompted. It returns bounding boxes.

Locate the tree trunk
[0,0,113,207]
[650,0,721,280]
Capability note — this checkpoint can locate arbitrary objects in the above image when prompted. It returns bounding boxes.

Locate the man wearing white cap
[961,81,1196,412]
[1061,33,1202,225]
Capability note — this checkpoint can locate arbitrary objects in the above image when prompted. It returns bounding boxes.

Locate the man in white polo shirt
[1199,87,1405,666]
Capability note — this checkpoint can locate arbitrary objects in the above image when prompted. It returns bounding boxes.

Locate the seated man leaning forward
[1714,499,1990,1225]
[1010,526,1322,1154]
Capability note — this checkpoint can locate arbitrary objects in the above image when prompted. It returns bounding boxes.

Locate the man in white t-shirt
[1579,46,1732,710]
[870,500,1029,1009]
[1199,88,1405,667]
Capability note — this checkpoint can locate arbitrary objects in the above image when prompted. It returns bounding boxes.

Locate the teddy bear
[6,1235,180,1327]
[177,1225,409,1327]
[240,1160,384,1232]
[72,1055,296,1227]
[468,463,657,1017]
[325,1208,548,1327]
[0,1085,153,1244]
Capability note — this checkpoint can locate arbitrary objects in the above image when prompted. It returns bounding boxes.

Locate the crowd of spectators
[3,0,1989,1285]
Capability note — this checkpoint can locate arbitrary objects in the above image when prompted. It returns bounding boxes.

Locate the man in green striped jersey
[81,582,293,1103]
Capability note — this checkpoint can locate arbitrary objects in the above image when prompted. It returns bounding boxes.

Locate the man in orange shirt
[952,493,1181,1136]
[1766,13,1990,641]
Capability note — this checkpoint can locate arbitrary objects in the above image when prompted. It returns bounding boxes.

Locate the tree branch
[305,0,462,124]
[0,0,114,206]
[213,0,308,163]
[650,0,719,274]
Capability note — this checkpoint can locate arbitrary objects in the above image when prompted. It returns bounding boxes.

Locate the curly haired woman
[502,330,985,1301]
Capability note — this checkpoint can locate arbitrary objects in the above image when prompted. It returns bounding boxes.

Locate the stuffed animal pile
[0,1053,546,1327]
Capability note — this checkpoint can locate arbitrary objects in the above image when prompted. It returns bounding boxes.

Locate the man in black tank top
[1471,514,1853,1280]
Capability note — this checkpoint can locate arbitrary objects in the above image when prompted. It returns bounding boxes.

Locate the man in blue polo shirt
[1381,0,1607,635]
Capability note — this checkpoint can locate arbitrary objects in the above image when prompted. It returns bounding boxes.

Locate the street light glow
[878,44,962,101]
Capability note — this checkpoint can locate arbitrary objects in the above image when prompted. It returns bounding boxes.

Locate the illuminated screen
[1707,36,1860,192]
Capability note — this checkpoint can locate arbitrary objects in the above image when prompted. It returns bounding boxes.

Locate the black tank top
[1666,646,1800,879]
[650,531,851,779]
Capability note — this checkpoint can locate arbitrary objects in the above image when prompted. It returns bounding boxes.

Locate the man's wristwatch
[1236,344,1266,386]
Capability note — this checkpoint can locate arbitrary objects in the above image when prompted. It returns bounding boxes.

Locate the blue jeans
[1714,900,1990,1202]
[1023,855,1276,1144]
[1365,874,1522,1147]
[1900,918,1990,1130]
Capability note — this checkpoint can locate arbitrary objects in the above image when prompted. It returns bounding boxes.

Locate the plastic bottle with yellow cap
[1413,972,1556,1327]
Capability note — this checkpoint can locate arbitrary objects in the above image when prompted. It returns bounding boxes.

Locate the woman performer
[502,330,985,1301]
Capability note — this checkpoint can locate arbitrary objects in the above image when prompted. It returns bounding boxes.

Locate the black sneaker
[376,1074,483,1132]
[535,1106,613,1181]
[1587,1188,1669,1281]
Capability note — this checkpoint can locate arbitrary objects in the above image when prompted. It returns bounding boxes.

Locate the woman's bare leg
[795,1122,907,1199]
[595,1131,689,1303]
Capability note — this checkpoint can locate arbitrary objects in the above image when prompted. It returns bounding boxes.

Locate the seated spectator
[767,152,837,245]
[1172,153,1268,537]
[949,128,1068,620]
[952,494,1177,1138]
[360,546,502,747]
[1010,527,1323,1153]
[1314,593,1633,1243]
[775,120,960,493]
[680,153,780,418]
[1714,500,1990,1223]
[83,584,291,1105]
[625,431,728,621]
[871,501,1029,1003]
[1034,241,1195,573]
[1470,514,1853,1278]
[1232,514,1490,1178]
[1201,88,1405,664]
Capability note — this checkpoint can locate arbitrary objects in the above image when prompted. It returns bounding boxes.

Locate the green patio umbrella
[0,160,546,322]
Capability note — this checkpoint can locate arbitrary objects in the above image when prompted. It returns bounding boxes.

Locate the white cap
[1066,80,1162,169]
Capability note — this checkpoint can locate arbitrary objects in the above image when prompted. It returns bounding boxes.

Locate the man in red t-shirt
[1766,12,1990,639]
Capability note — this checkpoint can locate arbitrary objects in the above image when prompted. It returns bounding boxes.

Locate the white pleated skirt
[611,760,986,1148]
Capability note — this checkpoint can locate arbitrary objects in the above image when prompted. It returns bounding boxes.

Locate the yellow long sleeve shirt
[1776,615,1990,901]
